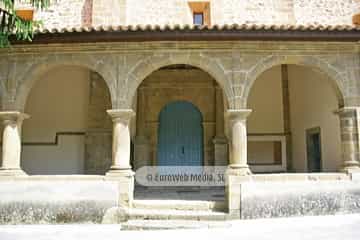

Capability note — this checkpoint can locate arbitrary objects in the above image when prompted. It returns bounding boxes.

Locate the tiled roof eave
[12,24,360,44]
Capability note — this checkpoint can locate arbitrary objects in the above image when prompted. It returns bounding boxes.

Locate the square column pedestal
[106,109,135,208]
[225,109,252,218]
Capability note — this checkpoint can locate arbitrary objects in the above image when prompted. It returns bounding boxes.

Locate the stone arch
[243,55,346,108]
[125,53,234,108]
[13,56,116,111]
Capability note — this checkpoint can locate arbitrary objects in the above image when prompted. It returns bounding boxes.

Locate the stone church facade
[0,0,360,223]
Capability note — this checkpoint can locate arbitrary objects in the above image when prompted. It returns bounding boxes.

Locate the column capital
[0,111,29,123]
[107,109,135,122]
[226,109,252,122]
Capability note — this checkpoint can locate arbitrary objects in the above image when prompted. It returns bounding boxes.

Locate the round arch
[126,53,233,108]
[13,57,116,111]
[243,55,346,107]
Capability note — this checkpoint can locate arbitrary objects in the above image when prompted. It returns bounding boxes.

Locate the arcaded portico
[0,31,359,223]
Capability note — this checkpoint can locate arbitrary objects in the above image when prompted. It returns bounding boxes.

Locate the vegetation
[0,0,50,47]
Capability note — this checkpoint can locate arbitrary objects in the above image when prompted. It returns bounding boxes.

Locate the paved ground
[0,214,359,240]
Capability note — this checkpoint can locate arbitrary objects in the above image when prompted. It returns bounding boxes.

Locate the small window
[193,12,204,26]
[188,2,210,26]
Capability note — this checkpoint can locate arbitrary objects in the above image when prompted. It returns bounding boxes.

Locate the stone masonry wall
[293,0,360,25]
[126,0,192,26]
[84,72,112,175]
[213,0,295,25]
[15,0,359,28]
[92,0,126,26]
[16,0,87,29]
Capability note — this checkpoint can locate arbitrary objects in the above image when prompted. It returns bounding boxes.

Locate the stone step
[133,199,226,211]
[128,208,228,221]
[121,220,232,230]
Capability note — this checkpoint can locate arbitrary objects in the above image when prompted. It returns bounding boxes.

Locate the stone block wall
[126,0,192,26]
[15,0,359,28]
[213,0,295,25]
[92,0,126,26]
[16,0,87,29]
[293,0,360,25]
[84,72,112,175]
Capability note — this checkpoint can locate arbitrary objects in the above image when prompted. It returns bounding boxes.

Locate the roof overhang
[10,24,360,44]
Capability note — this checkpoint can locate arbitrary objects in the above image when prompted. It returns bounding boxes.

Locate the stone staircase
[118,186,229,229]
[129,199,227,220]
[122,200,228,230]
[121,220,232,230]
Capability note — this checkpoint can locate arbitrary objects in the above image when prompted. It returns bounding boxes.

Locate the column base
[106,169,134,208]
[0,168,26,177]
[340,161,360,174]
[226,164,252,176]
[106,168,134,177]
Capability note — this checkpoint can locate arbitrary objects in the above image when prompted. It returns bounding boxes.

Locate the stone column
[226,109,252,175]
[0,111,29,176]
[336,107,360,173]
[106,109,135,207]
[225,109,252,218]
[213,87,228,166]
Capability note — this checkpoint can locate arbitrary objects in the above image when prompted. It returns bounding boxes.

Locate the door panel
[158,101,203,166]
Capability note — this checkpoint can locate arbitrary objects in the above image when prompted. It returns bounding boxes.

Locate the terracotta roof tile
[34,23,360,34]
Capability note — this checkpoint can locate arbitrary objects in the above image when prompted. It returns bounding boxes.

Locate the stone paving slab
[128,208,227,221]
[121,220,232,230]
[0,214,359,240]
[133,199,226,211]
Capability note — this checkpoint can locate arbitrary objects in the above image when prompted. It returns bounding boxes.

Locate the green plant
[0,0,50,47]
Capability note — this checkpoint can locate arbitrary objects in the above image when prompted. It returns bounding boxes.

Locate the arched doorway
[133,64,226,201]
[157,101,203,167]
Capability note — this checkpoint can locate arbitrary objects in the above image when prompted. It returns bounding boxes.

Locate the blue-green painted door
[157,101,203,166]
